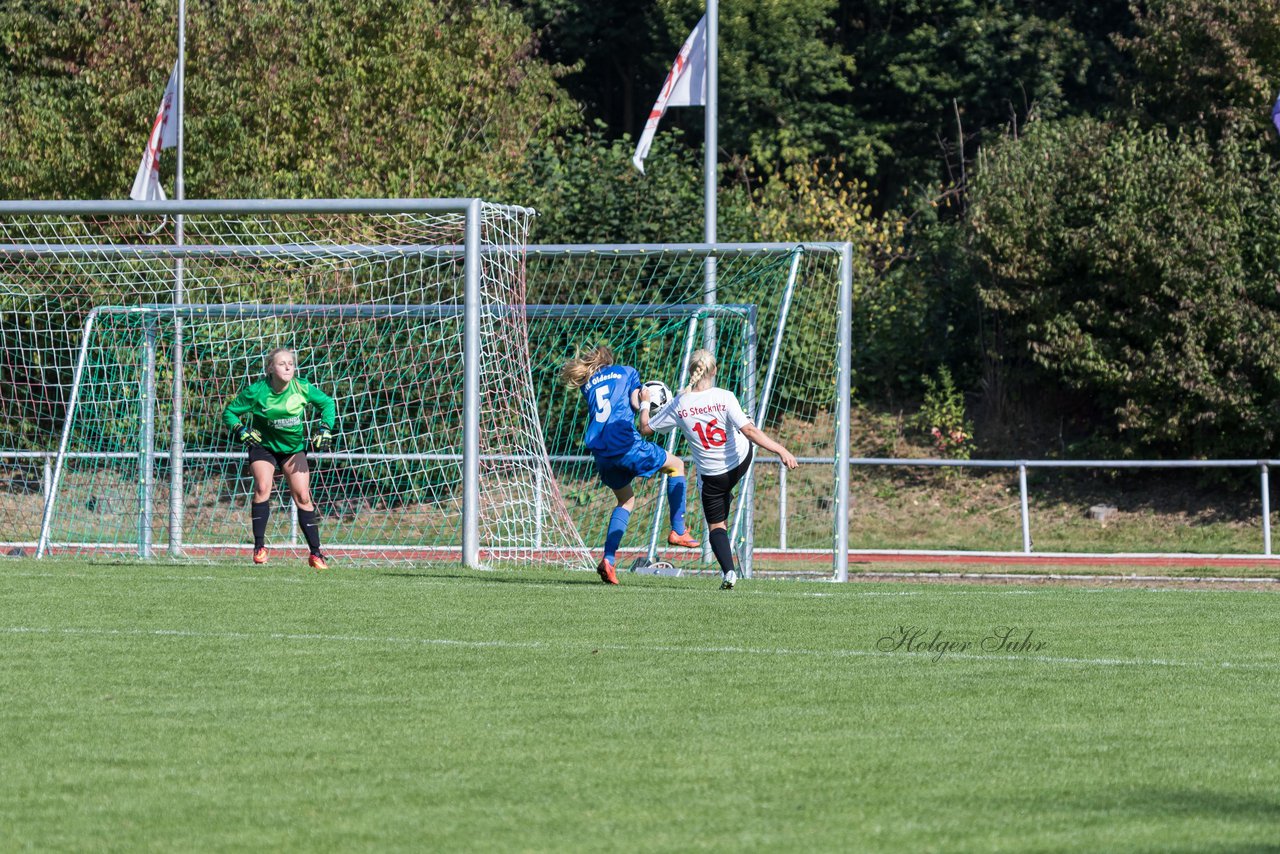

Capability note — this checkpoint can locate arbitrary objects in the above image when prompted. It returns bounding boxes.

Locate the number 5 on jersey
[692,418,728,448]
[593,385,612,422]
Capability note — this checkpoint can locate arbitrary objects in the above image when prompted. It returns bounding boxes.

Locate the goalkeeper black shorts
[248,443,303,470]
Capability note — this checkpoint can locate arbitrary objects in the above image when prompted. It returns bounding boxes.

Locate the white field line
[0,570,1271,597]
[2,624,1279,673]
[854,570,1280,583]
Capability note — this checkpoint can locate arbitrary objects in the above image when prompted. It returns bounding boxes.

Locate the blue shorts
[593,442,668,490]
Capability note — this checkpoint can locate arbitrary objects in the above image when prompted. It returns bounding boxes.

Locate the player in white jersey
[641,349,798,589]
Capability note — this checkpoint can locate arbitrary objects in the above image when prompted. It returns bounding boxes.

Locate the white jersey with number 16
[649,387,753,476]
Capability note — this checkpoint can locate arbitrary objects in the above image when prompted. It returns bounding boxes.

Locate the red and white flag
[130,63,179,201]
[632,16,707,173]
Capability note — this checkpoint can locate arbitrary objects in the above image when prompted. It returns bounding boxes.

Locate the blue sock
[603,507,631,564]
[667,475,687,535]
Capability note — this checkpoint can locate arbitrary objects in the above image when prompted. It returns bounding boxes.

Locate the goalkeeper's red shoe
[253,548,268,565]
[596,558,618,585]
[667,530,700,548]
[308,553,329,572]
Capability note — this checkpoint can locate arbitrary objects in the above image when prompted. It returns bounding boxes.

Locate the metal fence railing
[8,450,1280,561]
[845,457,1280,559]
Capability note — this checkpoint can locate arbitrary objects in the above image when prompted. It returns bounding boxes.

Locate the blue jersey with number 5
[581,365,642,456]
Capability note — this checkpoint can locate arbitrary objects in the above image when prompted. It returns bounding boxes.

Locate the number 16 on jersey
[692,418,728,448]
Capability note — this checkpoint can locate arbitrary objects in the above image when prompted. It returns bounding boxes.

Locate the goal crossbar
[117,303,758,320]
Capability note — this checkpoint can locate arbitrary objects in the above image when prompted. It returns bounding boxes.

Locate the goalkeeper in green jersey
[222,348,336,570]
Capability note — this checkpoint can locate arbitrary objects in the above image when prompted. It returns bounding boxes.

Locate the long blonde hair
[560,344,615,389]
[679,349,716,395]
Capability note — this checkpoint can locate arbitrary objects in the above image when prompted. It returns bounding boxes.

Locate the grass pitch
[3,559,1278,852]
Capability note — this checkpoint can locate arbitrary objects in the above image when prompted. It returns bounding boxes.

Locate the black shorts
[247,444,304,470]
[699,450,753,525]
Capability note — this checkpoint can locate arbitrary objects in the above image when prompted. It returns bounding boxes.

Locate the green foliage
[17,0,1280,463]
[843,0,1133,201]
[518,123,748,244]
[513,1,657,139]
[660,0,858,166]
[0,1,111,198]
[519,0,859,168]
[739,157,948,402]
[521,1,1131,204]
[0,0,580,199]
[914,365,973,459]
[848,211,985,401]
[968,116,1280,456]
[1117,0,1280,139]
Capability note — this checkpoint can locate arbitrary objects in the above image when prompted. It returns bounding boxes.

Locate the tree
[0,0,580,199]
[838,0,1133,202]
[968,116,1280,456]
[669,0,859,167]
[512,0,656,140]
[1116,0,1280,139]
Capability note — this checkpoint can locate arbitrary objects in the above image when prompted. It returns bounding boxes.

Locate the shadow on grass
[374,568,690,589]
[1107,787,1280,854]
[990,786,1280,852]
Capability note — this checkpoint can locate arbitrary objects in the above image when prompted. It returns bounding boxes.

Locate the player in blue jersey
[561,345,698,584]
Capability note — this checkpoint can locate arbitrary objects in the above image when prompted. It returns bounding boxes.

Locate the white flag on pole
[632,16,707,173]
[130,62,179,201]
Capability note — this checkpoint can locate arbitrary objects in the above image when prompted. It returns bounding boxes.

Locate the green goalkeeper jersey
[222,377,336,454]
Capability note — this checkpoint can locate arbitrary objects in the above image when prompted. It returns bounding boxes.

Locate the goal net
[521,246,849,577]
[1,201,851,577]
[3,201,590,567]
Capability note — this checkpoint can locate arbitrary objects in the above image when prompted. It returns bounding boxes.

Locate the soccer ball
[642,380,672,416]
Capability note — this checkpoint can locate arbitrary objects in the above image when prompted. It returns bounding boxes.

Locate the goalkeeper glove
[311,427,334,452]
[234,425,262,446]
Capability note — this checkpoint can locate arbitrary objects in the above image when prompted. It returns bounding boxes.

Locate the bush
[968,117,1280,458]
[914,366,974,460]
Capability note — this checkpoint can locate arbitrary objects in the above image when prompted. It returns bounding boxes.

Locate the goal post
[0,198,854,579]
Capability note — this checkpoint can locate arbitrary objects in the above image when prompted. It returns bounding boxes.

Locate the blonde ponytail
[678,349,717,396]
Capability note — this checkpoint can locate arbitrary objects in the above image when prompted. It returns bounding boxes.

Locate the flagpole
[176,0,184,202]
[703,0,718,352]
[169,0,187,555]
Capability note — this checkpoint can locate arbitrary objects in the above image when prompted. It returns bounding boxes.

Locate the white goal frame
[0,199,855,580]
